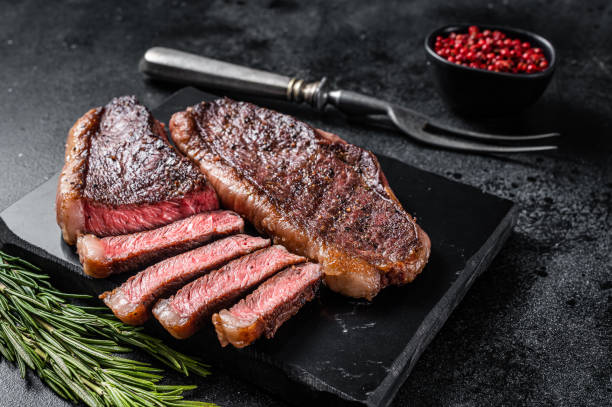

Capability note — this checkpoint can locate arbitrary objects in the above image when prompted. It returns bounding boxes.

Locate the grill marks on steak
[213,262,322,348]
[100,234,270,325]
[77,211,244,278]
[169,98,431,300]
[152,245,305,339]
[83,96,206,206]
[56,96,218,245]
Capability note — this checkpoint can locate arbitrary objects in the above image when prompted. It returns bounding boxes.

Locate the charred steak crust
[152,245,306,339]
[169,98,431,300]
[83,96,208,206]
[77,210,244,278]
[213,262,322,348]
[100,234,271,325]
[56,96,219,245]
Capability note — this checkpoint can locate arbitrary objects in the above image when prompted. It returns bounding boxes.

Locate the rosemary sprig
[0,251,216,407]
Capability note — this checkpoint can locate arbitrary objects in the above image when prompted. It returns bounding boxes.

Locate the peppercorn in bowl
[425,24,556,115]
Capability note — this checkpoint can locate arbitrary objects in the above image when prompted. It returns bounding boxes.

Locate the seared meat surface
[56,96,218,245]
[170,98,430,300]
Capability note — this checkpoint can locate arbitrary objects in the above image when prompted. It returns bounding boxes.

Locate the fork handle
[326,90,390,116]
[141,48,395,115]
[140,47,328,108]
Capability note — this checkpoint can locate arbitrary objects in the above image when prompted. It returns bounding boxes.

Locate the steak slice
[152,245,305,339]
[100,234,270,325]
[56,95,218,245]
[169,98,431,300]
[77,211,244,278]
[212,262,322,348]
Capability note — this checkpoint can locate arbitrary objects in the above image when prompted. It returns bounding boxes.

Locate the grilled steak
[100,234,270,325]
[152,245,305,339]
[56,95,218,245]
[77,211,244,278]
[169,98,431,300]
[213,262,322,348]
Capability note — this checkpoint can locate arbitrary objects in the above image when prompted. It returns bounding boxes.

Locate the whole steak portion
[56,96,218,245]
[170,98,431,300]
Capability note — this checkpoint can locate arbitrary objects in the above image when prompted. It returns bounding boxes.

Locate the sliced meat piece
[56,95,218,245]
[212,262,322,348]
[169,98,430,300]
[77,211,243,278]
[100,234,270,325]
[152,245,305,339]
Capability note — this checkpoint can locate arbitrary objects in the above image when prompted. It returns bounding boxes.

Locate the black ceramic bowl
[425,24,556,115]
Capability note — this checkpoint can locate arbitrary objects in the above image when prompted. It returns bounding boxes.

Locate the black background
[0,1,610,406]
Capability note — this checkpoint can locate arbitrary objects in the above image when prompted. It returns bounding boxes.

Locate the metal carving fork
[140,47,559,153]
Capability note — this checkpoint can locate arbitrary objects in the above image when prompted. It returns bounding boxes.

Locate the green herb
[0,250,217,407]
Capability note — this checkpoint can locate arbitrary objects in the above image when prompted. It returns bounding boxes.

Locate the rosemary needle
[0,251,217,407]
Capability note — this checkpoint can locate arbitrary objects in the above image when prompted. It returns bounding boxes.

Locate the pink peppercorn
[434,26,549,74]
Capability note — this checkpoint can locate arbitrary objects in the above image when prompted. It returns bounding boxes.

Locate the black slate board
[0,87,517,407]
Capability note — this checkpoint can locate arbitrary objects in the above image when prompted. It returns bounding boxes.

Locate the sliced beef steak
[213,262,322,348]
[100,234,270,325]
[170,98,431,300]
[152,245,305,339]
[56,95,218,245]
[77,211,243,278]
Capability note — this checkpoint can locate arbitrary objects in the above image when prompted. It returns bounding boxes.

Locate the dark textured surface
[1,96,516,405]
[0,0,610,406]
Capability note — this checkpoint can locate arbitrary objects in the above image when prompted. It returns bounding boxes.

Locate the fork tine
[328,90,559,153]
[359,113,560,142]
[401,123,558,153]
[380,111,559,154]
[349,113,558,153]
[426,121,561,142]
